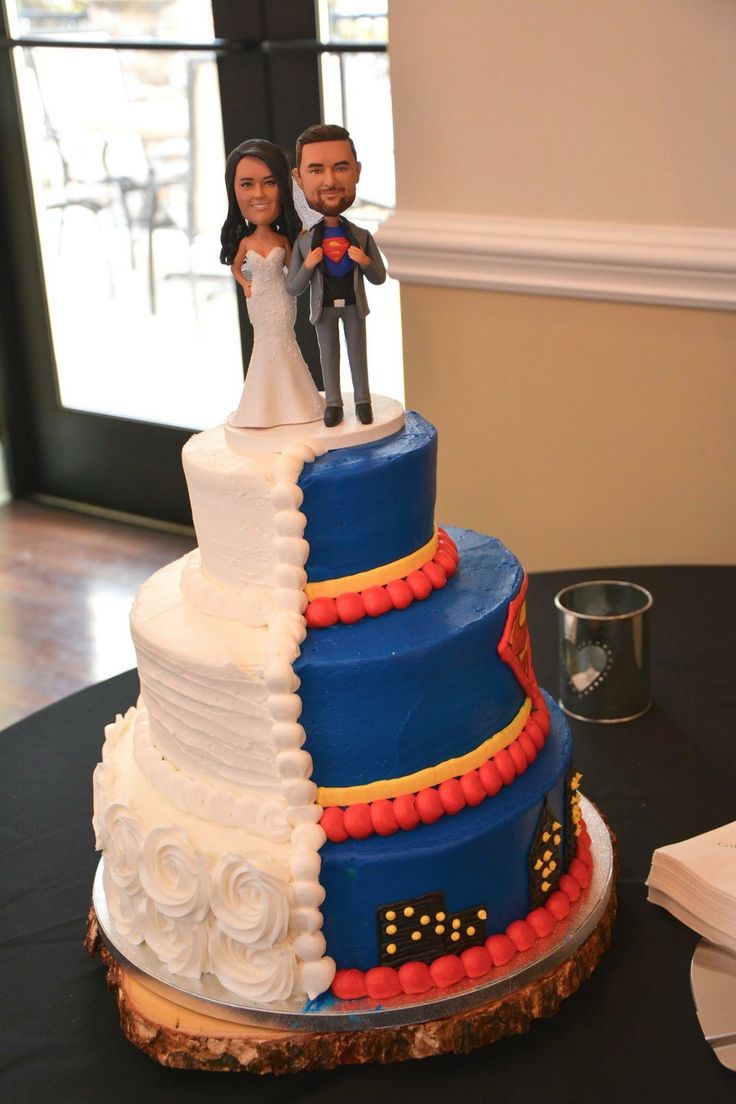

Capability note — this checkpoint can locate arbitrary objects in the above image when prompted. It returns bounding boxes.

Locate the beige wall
[389,2,736,568]
[390,1,736,226]
[403,287,736,570]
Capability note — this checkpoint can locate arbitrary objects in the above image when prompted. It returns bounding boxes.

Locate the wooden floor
[0,500,195,730]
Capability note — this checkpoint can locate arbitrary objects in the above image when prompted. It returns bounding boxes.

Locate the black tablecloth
[2,565,735,1102]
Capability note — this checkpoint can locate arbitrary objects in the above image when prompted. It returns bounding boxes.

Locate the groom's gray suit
[285,218,386,408]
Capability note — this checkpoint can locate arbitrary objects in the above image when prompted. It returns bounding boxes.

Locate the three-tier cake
[92,402,593,1008]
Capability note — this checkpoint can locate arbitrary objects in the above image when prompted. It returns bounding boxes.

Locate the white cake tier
[182,426,310,617]
[182,400,405,618]
[132,554,290,792]
[121,434,337,1003]
[93,706,334,1003]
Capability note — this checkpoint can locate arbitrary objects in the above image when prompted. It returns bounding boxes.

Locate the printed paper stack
[647,821,736,953]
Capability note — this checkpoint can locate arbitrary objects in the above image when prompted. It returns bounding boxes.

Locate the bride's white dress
[229,247,325,428]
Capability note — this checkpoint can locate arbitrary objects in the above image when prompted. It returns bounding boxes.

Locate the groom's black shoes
[324,405,343,427]
[356,402,374,425]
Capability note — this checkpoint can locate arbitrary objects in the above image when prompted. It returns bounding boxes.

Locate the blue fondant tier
[296,528,526,790]
[319,693,573,971]
[298,412,437,582]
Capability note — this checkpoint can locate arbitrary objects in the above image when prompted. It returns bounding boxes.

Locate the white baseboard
[376,211,736,310]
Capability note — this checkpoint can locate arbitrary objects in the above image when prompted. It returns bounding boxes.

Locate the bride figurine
[220,138,325,428]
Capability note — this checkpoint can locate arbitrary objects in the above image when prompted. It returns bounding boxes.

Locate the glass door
[316,0,402,404]
[17,33,243,430]
[0,1,397,525]
[0,1,323,523]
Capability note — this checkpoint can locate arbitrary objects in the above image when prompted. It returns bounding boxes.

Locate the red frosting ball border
[320,695,550,843]
[331,818,594,1001]
[305,529,459,629]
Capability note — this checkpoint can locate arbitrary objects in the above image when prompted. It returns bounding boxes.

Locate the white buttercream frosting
[132,708,291,841]
[210,854,290,946]
[262,438,336,1000]
[182,426,279,593]
[131,559,278,790]
[102,803,143,894]
[180,551,274,627]
[92,761,111,849]
[93,429,346,1004]
[208,927,297,1002]
[95,709,301,990]
[103,864,146,945]
[139,826,210,922]
[142,899,210,978]
[298,958,339,1002]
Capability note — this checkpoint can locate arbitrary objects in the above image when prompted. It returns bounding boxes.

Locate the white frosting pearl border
[94,425,382,1003]
[263,438,336,999]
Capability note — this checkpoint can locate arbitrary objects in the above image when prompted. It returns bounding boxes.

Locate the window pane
[321,0,388,45]
[7,0,215,39]
[15,44,243,429]
[316,0,402,403]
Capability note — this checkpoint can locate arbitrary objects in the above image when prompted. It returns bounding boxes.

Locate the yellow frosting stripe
[305,528,440,600]
[317,697,532,807]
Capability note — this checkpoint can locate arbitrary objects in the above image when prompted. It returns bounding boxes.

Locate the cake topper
[286,124,387,428]
[220,138,325,429]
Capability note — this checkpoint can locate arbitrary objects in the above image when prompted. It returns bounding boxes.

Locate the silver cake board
[92,795,614,1035]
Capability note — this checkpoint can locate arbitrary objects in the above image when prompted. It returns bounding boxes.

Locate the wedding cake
[92,402,593,1008]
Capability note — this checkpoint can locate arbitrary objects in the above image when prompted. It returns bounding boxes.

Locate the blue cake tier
[298,412,437,583]
[296,528,527,792]
[319,693,573,971]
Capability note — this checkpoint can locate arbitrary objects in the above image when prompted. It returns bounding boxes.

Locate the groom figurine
[286,124,386,427]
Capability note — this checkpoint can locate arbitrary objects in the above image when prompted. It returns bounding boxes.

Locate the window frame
[0,1,387,525]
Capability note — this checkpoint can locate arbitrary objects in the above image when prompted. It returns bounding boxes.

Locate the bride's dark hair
[219,138,301,265]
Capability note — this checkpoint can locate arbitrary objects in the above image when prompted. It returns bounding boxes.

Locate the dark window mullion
[0,40,49,496]
[0,1,375,519]
[212,0,324,385]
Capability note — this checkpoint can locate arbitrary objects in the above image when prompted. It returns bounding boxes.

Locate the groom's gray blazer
[285,218,386,324]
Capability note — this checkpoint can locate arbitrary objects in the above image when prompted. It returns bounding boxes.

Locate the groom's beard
[309,187,356,218]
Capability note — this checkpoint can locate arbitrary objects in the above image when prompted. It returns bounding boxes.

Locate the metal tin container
[555,579,653,723]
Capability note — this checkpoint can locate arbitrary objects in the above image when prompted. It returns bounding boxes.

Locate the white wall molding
[377,212,736,310]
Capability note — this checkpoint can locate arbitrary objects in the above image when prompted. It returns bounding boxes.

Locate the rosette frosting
[208,926,296,1001]
[103,803,143,894]
[103,862,145,944]
[92,434,344,1006]
[139,826,210,922]
[210,853,290,946]
[92,761,111,849]
[143,899,209,977]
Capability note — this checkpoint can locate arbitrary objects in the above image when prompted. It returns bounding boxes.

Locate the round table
[1,565,734,1100]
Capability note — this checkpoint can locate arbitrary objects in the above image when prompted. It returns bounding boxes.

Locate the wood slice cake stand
[86,799,617,1075]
